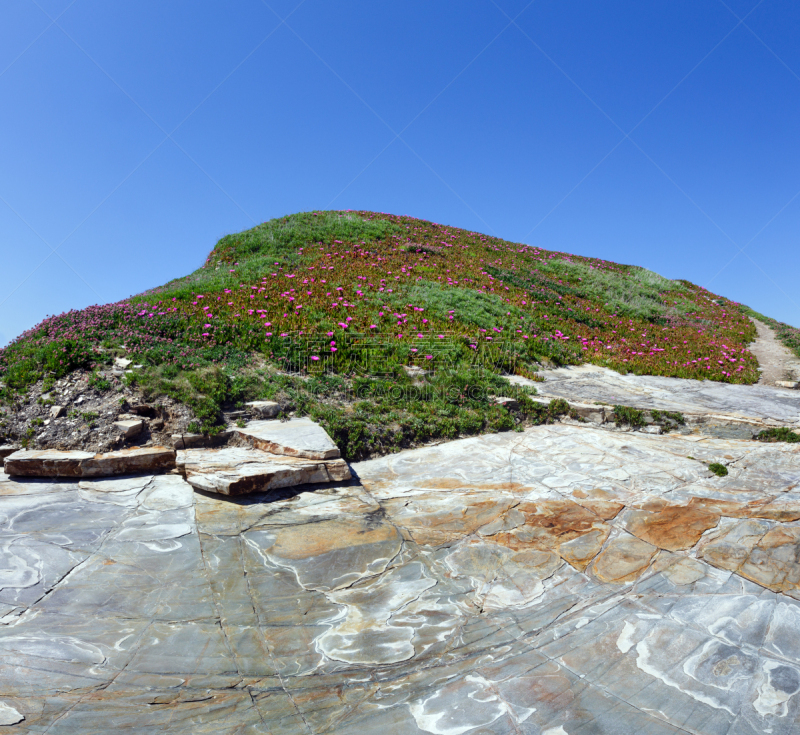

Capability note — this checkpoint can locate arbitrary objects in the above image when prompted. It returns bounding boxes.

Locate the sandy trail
[749,318,800,386]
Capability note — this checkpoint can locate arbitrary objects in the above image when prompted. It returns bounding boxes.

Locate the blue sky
[2,0,799,346]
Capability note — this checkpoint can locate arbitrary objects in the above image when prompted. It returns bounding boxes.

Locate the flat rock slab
[3,446,176,477]
[177,446,351,495]
[522,363,800,426]
[235,417,340,459]
[0,446,18,460]
[4,425,800,733]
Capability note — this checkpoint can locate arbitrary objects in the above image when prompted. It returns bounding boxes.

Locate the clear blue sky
[2,0,799,347]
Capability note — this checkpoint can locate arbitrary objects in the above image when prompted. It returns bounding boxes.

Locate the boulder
[776,380,799,389]
[235,417,340,459]
[4,446,176,478]
[49,405,66,419]
[178,446,351,496]
[244,400,281,418]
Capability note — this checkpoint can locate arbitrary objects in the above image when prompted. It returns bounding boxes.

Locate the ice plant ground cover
[0,210,791,458]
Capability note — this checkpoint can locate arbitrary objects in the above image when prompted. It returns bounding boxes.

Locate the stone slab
[235,417,340,459]
[4,446,176,477]
[177,447,351,496]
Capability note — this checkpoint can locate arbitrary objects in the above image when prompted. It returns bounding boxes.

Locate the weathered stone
[4,446,175,477]
[113,418,144,438]
[177,447,350,496]
[590,533,658,583]
[534,362,800,427]
[49,405,66,419]
[4,449,94,477]
[114,357,132,369]
[776,380,800,389]
[570,402,607,423]
[244,400,281,418]
[171,431,232,450]
[235,417,340,459]
[0,703,24,726]
[623,504,720,551]
[3,422,800,732]
[0,445,18,460]
[403,365,430,378]
[697,519,771,573]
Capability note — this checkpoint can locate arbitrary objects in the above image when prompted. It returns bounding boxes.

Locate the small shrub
[756,427,800,443]
[88,371,110,391]
[709,462,728,477]
[613,405,646,427]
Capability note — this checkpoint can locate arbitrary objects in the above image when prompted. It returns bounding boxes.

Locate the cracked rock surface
[1,420,800,734]
[524,363,800,427]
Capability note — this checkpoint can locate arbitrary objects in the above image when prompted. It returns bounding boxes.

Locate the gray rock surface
[514,363,800,427]
[236,417,341,459]
[2,421,799,733]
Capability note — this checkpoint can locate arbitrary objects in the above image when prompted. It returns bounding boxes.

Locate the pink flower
[310,356,320,361]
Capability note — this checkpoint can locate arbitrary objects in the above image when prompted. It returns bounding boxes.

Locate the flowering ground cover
[0,210,771,457]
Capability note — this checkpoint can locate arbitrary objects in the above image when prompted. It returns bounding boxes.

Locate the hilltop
[1,210,798,459]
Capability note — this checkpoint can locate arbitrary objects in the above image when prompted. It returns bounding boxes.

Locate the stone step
[3,446,176,478]
[177,446,351,496]
[234,417,340,459]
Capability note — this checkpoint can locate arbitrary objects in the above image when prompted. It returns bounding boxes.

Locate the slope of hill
[0,211,771,458]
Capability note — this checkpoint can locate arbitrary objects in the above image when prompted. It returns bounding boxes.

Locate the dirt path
[749,318,800,387]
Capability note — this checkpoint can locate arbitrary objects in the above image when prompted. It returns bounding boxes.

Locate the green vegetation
[709,462,728,477]
[756,427,800,443]
[613,405,646,428]
[0,209,785,456]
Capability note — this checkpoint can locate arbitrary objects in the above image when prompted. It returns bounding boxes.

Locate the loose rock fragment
[113,418,144,438]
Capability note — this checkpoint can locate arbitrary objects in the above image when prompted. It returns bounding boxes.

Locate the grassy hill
[2,210,790,459]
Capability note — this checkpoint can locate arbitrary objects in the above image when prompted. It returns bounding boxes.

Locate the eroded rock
[4,446,176,477]
[235,418,340,459]
[177,447,350,496]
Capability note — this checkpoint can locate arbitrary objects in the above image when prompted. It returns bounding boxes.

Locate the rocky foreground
[1,372,799,733]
